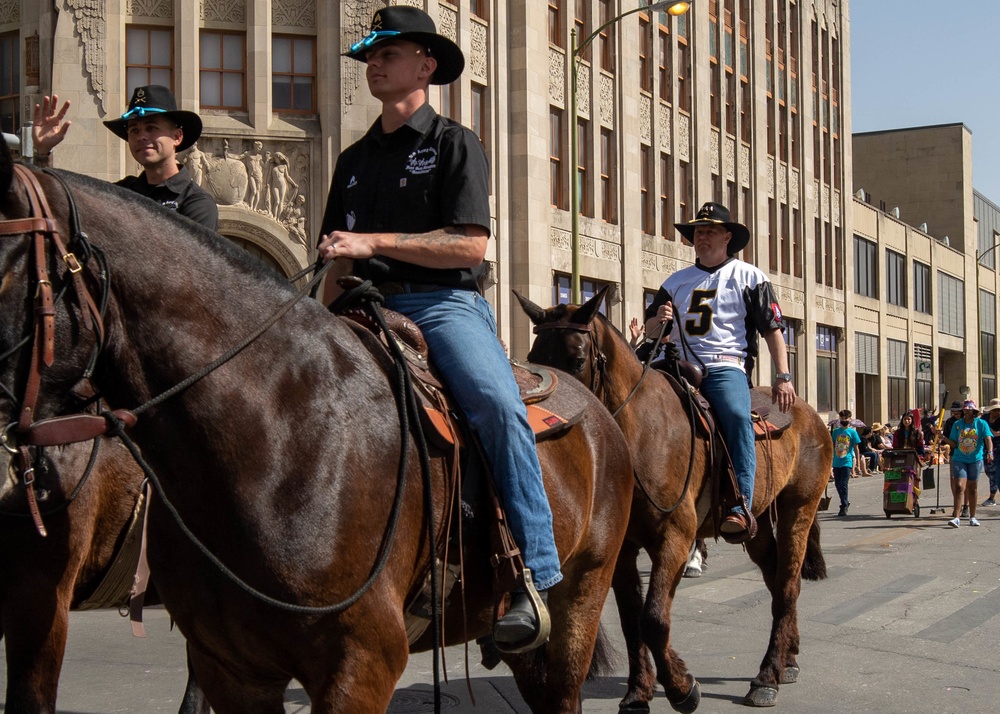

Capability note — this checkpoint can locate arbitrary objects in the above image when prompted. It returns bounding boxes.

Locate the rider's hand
[32,96,72,156]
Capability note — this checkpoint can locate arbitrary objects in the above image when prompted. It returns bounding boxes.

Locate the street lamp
[569,1,693,303]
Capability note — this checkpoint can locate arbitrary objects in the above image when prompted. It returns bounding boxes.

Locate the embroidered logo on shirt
[347,175,358,189]
[346,211,356,231]
[771,302,783,320]
[405,147,437,176]
[161,200,179,211]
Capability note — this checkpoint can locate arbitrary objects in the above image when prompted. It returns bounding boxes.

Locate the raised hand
[32,95,72,156]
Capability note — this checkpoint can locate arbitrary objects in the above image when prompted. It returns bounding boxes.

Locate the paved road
[4,471,999,713]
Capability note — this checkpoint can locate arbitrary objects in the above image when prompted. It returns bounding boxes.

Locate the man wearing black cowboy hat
[31,87,218,230]
[318,7,560,652]
[641,202,795,542]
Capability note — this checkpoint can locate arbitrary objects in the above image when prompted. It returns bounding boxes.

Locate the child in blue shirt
[831,409,863,516]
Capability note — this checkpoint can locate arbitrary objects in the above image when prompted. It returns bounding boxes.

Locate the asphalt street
[4,470,999,713]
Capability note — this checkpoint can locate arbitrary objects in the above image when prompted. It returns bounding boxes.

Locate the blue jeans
[832,466,851,507]
[700,366,755,513]
[385,288,563,591]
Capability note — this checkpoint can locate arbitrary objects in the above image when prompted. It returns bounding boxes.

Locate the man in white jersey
[641,202,796,542]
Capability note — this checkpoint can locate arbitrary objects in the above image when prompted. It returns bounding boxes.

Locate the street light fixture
[569,1,693,303]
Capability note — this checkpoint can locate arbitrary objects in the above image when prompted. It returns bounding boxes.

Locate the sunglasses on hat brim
[350,29,402,54]
[119,106,168,120]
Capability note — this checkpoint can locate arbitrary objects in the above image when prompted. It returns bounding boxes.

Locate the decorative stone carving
[550,228,571,251]
[470,19,488,82]
[710,130,719,174]
[273,0,315,28]
[202,0,245,23]
[580,236,597,258]
[822,184,830,221]
[725,137,735,180]
[578,63,591,117]
[790,169,800,208]
[778,167,787,202]
[343,0,381,115]
[66,0,107,114]
[180,138,311,244]
[740,144,750,186]
[658,103,671,152]
[599,74,614,127]
[549,49,565,106]
[128,0,171,18]
[0,0,17,24]
[832,189,841,226]
[639,95,651,143]
[392,0,423,6]
[767,157,774,197]
[641,252,658,270]
[678,114,689,162]
[438,4,458,42]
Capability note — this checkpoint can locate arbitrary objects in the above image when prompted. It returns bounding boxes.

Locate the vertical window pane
[222,73,242,106]
[200,71,220,106]
[223,35,243,70]
[273,76,292,110]
[201,34,220,70]
[151,68,171,87]
[151,30,172,66]
[127,29,149,65]
[293,78,313,111]
[294,39,313,73]
[273,37,291,73]
[127,68,148,95]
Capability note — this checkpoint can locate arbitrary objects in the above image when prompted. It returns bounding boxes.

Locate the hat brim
[103,110,203,153]
[675,219,751,255]
[344,33,465,85]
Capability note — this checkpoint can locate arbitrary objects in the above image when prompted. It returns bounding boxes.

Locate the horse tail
[800,516,828,581]
[587,623,621,680]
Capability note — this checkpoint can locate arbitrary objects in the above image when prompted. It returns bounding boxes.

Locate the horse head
[515,285,615,386]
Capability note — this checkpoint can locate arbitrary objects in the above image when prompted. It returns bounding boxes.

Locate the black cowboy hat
[675,202,752,255]
[344,6,465,86]
[103,85,202,152]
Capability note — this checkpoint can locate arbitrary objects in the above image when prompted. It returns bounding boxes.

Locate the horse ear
[512,289,547,326]
[571,285,609,326]
[0,133,15,196]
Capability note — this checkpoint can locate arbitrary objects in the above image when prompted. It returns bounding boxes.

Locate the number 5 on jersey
[684,289,717,336]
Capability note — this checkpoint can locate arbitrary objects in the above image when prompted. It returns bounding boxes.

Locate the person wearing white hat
[942,400,993,527]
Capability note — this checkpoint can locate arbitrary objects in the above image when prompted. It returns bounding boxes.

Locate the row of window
[853,235,933,315]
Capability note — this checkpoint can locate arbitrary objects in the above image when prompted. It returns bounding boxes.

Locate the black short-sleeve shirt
[117,164,219,231]
[320,103,491,291]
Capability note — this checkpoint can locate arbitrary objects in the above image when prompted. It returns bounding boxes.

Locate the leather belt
[377,281,449,296]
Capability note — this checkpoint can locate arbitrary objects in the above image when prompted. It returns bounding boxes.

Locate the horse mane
[59,169,294,294]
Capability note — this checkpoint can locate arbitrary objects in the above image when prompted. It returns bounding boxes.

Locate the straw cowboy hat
[344,6,465,85]
[675,202,752,255]
[103,85,203,152]
[871,422,883,431]
[987,398,1000,413]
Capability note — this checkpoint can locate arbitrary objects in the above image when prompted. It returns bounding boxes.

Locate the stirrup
[491,569,551,654]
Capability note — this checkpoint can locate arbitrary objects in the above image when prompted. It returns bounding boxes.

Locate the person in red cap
[641,201,795,543]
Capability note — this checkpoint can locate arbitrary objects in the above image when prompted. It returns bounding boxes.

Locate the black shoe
[837,504,848,517]
[961,505,970,518]
[493,589,549,650]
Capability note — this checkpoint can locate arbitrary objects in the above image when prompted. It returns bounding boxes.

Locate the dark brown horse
[0,150,634,712]
[0,433,208,713]
[517,289,833,711]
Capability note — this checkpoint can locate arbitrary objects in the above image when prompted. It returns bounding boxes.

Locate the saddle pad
[750,386,792,434]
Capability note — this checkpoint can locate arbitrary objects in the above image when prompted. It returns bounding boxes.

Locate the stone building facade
[3,0,857,414]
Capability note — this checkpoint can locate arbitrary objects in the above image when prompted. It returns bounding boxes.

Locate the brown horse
[0,150,634,712]
[0,433,208,713]
[517,288,833,711]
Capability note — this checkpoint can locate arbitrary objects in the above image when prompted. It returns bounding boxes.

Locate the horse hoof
[743,682,779,707]
[667,676,701,713]
[683,566,703,578]
[780,665,800,684]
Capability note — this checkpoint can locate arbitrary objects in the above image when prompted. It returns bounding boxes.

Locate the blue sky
[850,1,1000,203]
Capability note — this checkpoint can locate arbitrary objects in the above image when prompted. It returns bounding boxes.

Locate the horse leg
[611,540,656,711]
[178,644,212,714]
[642,530,701,714]
[683,539,705,578]
[1,588,71,713]
[743,504,813,707]
[186,641,288,714]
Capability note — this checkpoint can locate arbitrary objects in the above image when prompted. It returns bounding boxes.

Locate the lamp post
[569,1,692,303]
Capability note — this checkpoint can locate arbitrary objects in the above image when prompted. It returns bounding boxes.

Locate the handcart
[882,449,921,518]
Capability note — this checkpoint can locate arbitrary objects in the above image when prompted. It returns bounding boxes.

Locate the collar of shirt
[369,103,438,147]
[136,164,192,194]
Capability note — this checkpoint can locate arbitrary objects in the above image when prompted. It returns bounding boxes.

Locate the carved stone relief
[710,130,719,174]
[550,228,570,251]
[577,63,591,117]
[180,138,312,248]
[548,49,564,106]
[677,114,689,162]
[128,0,171,18]
[392,0,423,6]
[438,4,458,42]
[740,144,750,186]
[599,75,614,127]
[343,0,382,115]
[202,0,245,23]
[725,137,735,181]
[658,103,671,152]
[778,167,787,203]
[66,0,107,114]
[0,0,18,24]
[767,156,775,198]
[822,184,830,222]
[832,189,841,226]
[273,0,315,28]
[639,95,651,143]
[641,252,657,271]
[469,19,488,82]
[790,169,800,208]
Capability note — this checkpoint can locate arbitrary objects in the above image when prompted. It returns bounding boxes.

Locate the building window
[200,31,245,109]
[549,1,564,48]
[471,83,491,191]
[439,81,458,120]
[856,331,879,421]
[853,235,878,299]
[914,343,933,412]
[600,128,616,223]
[781,318,800,385]
[658,25,672,102]
[550,107,566,209]
[577,117,592,217]
[982,290,997,404]
[470,0,488,21]
[641,144,654,234]
[599,0,615,72]
[575,0,591,62]
[126,26,173,97]
[0,32,18,135]
[272,35,315,113]
[660,153,673,241]
[937,272,965,338]
[913,260,932,314]
[639,14,653,93]
[677,33,691,112]
[886,249,907,308]
[678,160,691,223]
[816,325,838,414]
[554,273,609,310]
[887,338,908,421]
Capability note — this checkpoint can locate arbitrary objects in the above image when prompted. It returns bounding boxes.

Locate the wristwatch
[774,372,793,383]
